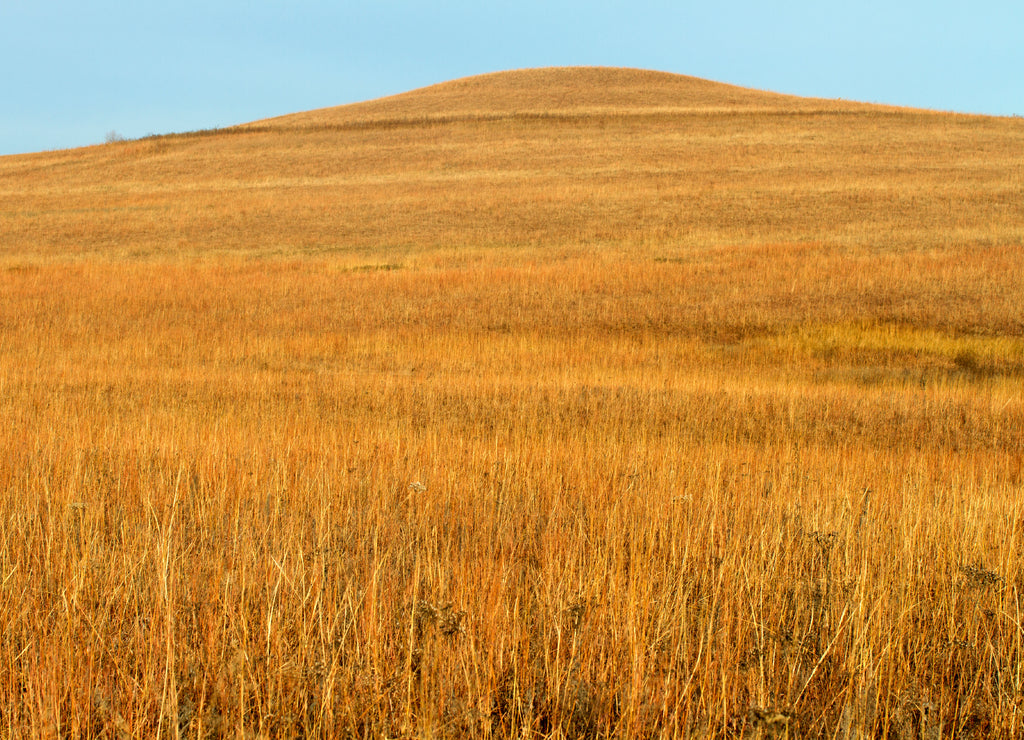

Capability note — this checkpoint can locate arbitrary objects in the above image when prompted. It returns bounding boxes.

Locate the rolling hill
[247,66,870,127]
[3,66,1021,267]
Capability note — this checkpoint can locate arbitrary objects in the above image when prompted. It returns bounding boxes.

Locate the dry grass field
[1,67,1023,738]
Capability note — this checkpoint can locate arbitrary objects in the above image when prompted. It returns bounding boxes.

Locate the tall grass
[1,255,1021,737]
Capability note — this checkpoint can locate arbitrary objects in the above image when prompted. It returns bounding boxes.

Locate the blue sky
[2,1,1022,155]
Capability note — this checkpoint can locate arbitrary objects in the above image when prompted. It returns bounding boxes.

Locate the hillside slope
[2,66,1021,265]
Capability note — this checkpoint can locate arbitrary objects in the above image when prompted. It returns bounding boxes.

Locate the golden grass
[0,67,1023,737]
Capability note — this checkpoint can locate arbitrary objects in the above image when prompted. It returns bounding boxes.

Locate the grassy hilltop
[1,67,1023,738]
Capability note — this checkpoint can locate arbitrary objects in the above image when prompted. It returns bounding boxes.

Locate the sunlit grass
[0,68,1022,737]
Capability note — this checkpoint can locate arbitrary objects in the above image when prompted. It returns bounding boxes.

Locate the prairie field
[1,67,1023,738]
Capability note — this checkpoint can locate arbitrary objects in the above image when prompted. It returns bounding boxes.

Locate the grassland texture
[1,68,1023,738]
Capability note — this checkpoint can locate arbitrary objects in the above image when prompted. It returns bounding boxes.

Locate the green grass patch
[761,323,1024,384]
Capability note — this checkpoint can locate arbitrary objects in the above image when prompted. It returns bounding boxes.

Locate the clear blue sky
[2,1,1022,155]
